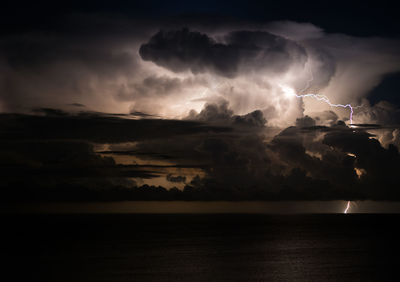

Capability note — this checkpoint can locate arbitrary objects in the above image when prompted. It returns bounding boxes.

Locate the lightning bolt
[202,64,360,124]
[294,93,355,124]
[281,63,360,124]
[295,68,359,212]
[344,201,351,213]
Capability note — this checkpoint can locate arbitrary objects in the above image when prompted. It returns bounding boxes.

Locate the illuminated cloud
[1,19,399,129]
[1,16,400,201]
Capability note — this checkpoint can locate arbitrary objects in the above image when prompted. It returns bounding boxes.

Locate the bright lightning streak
[296,67,358,213]
[280,65,359,124]
[295,93,355,124]
[344,201,351,213]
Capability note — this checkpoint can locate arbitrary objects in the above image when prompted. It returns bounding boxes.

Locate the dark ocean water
[1,214,399,281]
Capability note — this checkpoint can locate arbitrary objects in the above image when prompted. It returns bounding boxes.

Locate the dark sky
[1,0,399,37]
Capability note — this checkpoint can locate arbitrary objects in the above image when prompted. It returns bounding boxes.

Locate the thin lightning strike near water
[344,201,351,213]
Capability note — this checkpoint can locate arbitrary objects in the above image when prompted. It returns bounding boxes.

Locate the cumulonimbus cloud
[139,28,308,78]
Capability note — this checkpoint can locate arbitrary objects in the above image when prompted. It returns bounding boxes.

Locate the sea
[1,202,399,281]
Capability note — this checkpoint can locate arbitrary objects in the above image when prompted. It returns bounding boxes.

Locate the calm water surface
[1,214,399,281]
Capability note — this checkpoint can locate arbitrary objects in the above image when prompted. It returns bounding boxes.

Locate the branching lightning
[295,93,355,124]
[294,67,359,213]
[281,63,360,124]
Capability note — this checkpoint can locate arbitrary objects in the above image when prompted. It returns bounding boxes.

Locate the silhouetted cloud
[186,101,267,127]
[166,174,186,183]
[139,28,307,78]
[68,103,86,107]
[0,111,230,143]
[1,110,400,201]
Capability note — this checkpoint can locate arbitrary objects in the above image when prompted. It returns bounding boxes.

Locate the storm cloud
[1,13,400,202]
[139,28,307,78]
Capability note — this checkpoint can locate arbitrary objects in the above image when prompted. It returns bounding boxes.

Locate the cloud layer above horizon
[1,18,400,125]
[1,16,400,201]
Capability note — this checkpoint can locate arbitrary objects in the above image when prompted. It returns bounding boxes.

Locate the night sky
[1,0,400,203]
